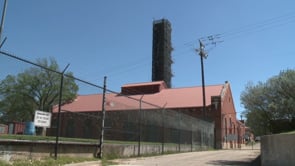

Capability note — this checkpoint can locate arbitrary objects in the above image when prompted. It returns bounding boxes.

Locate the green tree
[0,58,78,124]
[241,70,295,135]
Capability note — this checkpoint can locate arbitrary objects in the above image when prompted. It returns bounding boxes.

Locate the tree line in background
[241,69,295,136]
[0,58,78,124]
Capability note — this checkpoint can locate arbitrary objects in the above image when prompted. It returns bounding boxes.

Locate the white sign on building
[34,110,52,128]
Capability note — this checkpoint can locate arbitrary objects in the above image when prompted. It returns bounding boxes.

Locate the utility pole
[195,34,222,119]
[196,40,208,119]
[98,76,107,158]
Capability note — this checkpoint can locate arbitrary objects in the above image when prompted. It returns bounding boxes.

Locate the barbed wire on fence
[0,50,215,156]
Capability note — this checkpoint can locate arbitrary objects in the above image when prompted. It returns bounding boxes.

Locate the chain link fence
[0,51,215,158]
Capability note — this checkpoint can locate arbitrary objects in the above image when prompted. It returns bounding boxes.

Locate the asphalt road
[66,144,260,166]
[112,144,260,166]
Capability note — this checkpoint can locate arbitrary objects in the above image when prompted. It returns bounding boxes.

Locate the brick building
[51,81,246,149]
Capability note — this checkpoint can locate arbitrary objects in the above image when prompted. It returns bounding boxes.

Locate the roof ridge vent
[121,81,167,95]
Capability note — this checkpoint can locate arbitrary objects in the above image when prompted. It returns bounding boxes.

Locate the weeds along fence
[0,51,215,157]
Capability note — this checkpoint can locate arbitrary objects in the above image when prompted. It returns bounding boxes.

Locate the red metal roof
[53,82,225,113]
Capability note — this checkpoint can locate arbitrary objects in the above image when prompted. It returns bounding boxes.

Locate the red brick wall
[220,84,245,148]
[48,84,245,150]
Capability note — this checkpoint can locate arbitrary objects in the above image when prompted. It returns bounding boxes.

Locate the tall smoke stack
[152,19,173,88]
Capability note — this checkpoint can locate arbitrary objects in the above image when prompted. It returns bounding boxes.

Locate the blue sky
[1,0,295,118]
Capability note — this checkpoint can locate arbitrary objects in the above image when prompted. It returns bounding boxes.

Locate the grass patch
[0,156,99,166]
[0,160,10,166]
[282,130,295,134]
[100,152,121,166]
[0,134,98,143]
[1,134,144,145]
[1,134,194,147]
[101,158,118,166]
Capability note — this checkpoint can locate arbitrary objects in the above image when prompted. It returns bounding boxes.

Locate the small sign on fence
[34,110,52,128]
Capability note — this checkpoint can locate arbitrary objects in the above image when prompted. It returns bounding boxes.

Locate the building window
[224,117,228,143]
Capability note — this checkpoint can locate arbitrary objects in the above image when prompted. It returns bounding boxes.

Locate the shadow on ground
[206,155,261,166]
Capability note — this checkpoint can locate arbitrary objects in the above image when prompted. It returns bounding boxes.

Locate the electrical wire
[220,11,295,40]
[93,11,295,109]
[184,11,295,49]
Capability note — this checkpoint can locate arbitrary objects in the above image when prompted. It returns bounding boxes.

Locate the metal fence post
[191,123,193,152]
[54,64,70,160]
[178,111,181,152]
[161,103,167,154]
[138,95,144,156]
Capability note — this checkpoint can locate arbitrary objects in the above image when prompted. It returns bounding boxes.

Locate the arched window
[224,117,227,136]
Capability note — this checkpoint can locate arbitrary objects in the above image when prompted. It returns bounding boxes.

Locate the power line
[220,11,295,41]
[91,9,295,82]
[26,11,295,83]
[183,11,295,51]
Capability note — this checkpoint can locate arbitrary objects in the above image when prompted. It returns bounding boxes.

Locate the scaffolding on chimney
[152,18,173,88]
